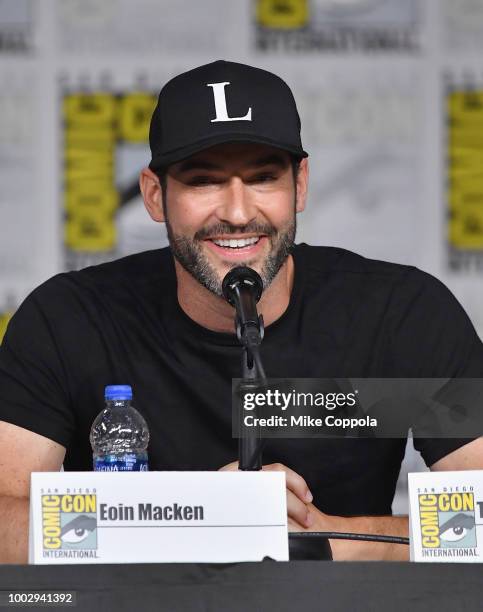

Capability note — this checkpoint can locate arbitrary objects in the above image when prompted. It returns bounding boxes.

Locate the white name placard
[29,471,288,564]
[408,470,483,562]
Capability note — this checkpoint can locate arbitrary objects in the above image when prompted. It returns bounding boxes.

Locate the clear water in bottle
[90,385,150,471]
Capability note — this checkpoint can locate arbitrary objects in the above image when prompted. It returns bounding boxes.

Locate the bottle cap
[105,385,132,401]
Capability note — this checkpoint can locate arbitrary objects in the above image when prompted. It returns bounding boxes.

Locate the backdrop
[2,0,483,513]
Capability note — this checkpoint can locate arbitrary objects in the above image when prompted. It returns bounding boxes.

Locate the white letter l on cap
[207,81,252,122]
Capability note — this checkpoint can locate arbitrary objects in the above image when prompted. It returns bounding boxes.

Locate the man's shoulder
[294,243,449,302]
[71,247,172,285]
[295,243,419,281]
[20,248,173,316]
[38,248,170,291]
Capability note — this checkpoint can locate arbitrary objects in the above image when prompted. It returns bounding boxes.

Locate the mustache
[195,222,276,241]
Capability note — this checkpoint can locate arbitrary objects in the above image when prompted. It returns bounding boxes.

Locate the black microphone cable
[290,531,409,545]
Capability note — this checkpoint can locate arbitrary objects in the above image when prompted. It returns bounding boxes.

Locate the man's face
[161,142,302,297]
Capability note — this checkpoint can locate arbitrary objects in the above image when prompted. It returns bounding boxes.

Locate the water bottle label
[94,452,149,472]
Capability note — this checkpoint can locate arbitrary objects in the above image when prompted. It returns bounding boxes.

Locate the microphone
[223,266,266,471]
[222,266,264,347]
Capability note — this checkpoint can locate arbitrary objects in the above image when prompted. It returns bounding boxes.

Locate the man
[1,60,483,563]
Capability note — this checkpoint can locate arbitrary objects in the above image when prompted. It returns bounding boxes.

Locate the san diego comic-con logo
[42,493,97,553]
[255,0,419,53]
[418,492,477,551]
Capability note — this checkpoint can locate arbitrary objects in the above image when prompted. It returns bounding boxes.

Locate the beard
[165,215,296,298]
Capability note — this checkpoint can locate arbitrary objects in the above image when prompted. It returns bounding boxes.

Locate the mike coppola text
[231,378,483,439]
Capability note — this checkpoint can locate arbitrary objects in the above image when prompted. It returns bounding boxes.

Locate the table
[0,561,482,611]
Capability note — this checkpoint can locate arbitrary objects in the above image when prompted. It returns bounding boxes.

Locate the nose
[214,177,257,228]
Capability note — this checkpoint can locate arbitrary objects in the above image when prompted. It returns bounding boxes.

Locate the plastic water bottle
[90,385,150,471]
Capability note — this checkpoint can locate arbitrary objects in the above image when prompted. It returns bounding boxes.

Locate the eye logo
[61,515,97,545]
[419,493,477,549]
[439,512,475,544]
[42,494,97,551]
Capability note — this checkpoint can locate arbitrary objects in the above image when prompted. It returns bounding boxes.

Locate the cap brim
[149,133,308,171]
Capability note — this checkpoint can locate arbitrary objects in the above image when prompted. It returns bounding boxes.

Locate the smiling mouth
[209,236,261,249]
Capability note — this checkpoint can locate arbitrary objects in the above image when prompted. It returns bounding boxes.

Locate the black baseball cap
[148,60,308,171]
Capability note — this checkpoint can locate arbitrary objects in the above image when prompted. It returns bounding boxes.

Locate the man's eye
[188,176,221,186]
[251,173,277,183]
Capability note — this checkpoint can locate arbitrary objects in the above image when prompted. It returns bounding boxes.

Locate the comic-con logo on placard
[418,492,477,558]
[42,493,98,559]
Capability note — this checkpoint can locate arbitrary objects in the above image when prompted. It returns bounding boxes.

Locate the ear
[139,167,165,222]
[295,158,308,214]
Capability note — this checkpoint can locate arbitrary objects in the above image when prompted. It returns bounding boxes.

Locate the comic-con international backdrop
[1,0,483,511]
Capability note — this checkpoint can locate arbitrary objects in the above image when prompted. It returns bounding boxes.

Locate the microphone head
[222,266,263,306]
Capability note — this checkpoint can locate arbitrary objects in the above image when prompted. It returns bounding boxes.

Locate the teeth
[212,236,260,248]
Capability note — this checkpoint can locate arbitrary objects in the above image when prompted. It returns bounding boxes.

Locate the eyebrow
[175,153,289,174]
[176,159,221,173]
[250,154,289,168]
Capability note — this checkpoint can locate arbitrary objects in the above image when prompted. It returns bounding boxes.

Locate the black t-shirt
[1,244,482,516]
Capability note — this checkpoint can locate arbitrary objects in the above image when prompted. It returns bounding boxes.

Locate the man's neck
[175,255,295,334]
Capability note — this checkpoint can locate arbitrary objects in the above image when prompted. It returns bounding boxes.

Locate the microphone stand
[236,314,265,472]
[222,265,266,471]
